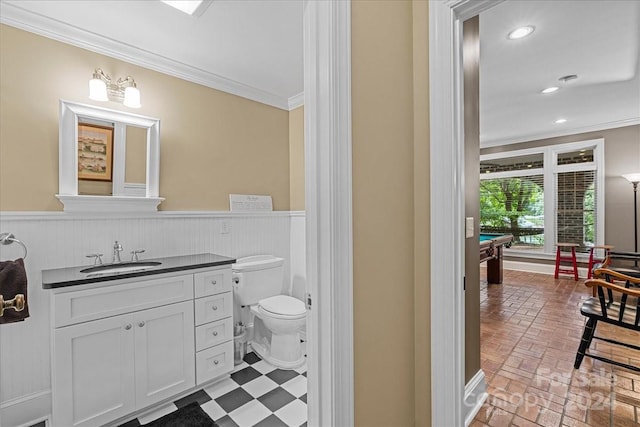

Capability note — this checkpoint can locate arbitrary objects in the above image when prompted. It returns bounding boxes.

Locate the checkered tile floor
[118,352,307,427]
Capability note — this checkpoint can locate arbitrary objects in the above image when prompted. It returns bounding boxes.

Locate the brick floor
[472,269,640,427]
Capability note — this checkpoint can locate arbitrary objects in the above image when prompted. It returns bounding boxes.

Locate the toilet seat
[258,295,306,319]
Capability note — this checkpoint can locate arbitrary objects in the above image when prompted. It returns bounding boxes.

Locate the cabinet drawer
[194,268,232,298]
[195,317,233,352]
[195,292,232,326]
[196,341,234,385]
[54,274,194,327]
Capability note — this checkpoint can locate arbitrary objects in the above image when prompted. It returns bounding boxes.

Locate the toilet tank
[232,255,285,306]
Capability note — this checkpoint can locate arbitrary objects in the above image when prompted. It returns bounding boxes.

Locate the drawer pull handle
[212,305,218,311]
[211,280,217,285]
[213,360,219,365]
[125,324,132,330]
[138,321,145,327]
[213,331,218,336]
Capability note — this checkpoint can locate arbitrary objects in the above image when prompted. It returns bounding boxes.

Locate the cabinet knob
[213,331,218,336]
[138,321,145,327]
[213,360,219,365]
[125,324,132,330]
[211,280,217,285]
[212,305,218,311]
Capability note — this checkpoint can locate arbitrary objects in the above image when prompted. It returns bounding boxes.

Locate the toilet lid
[259,295,306,316]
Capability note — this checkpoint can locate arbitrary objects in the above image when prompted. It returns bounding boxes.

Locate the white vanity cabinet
[193,268,235,384]
[53,301,194,427]
[50,265,234,427]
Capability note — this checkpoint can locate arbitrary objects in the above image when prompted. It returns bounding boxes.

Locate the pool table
[479,233,513,284]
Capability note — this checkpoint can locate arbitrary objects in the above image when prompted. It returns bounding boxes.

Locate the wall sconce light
[89,68,141,108]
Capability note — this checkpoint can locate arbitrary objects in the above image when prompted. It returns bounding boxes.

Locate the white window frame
[480,138,605,260]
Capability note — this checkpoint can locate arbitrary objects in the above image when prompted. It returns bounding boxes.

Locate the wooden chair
[586,244,614,279]
[574,268,640,372]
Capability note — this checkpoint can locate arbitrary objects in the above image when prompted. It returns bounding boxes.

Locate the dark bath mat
[143,402,217,427]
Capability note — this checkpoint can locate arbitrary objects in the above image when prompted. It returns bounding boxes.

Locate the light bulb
[123,86,141,108]
[89,78,108,101]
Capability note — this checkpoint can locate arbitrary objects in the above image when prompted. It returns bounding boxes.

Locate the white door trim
[304,1,354,426]
[429,1,503,425]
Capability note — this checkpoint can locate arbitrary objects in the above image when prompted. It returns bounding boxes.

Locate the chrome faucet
[130,249,145,262]
[113,241,123,263]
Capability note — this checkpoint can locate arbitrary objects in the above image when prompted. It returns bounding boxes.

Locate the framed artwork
[77,123,114,181]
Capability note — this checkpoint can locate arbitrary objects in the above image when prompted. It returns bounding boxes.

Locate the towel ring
[0,233,27,259]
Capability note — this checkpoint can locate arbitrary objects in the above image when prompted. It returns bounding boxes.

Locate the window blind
[555,170,597,253]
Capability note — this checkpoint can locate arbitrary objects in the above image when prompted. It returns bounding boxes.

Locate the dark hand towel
[0,258,30,324]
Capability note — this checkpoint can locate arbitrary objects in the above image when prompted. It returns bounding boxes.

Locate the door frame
[304,1,354,426]
[305,1,510,425]
[429,1,504,425]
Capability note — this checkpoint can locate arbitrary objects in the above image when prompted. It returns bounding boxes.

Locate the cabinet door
[53,314,135,427]
[134,300,195,409]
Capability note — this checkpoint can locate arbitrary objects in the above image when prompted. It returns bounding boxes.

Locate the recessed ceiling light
[508,26,535,40]
[554,118,567,124]
[541,86,559,94]
[161,0,211,16]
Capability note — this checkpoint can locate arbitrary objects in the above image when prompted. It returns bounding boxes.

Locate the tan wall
[289,106,305,210]
[353,1,430,425]
[463,16,481,384]
[125,125,147,184]
[482,125,640,255]
[0,24,291,211]
[411,1,431,425]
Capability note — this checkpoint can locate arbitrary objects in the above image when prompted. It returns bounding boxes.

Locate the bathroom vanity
[42,253,235,427]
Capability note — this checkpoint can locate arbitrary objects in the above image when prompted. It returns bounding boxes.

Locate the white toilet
[232,255,307,369]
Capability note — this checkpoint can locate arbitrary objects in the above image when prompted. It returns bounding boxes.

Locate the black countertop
[42,253,236,289]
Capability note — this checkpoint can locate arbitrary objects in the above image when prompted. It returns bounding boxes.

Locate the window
[480,139,604,257]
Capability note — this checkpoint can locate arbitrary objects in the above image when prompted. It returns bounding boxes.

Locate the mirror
[124,125,147,194]
[57,100,163,212]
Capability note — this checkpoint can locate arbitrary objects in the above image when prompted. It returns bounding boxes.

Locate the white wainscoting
[0,211,304,427]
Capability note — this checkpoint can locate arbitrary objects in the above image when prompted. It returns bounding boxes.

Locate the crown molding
[0,2,293,110]
[480,117,640,148]
[288,92,304,110]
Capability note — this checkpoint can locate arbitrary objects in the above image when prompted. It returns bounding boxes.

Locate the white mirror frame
[57,100,164,212]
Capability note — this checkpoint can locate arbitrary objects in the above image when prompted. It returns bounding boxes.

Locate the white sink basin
[81,261,162,274]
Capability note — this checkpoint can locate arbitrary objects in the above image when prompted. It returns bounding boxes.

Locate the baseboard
[464,370,488,426]
[0,390,51,427]
[503,260,588,278]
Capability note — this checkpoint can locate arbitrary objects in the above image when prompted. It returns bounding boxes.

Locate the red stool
[555,243,579,280]
[587,244,614,279]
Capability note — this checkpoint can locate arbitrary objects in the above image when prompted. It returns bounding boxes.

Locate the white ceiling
[479,0,640,146]
[1,0,638,145]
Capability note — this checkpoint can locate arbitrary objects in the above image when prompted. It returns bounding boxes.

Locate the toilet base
[250,339,305,369]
